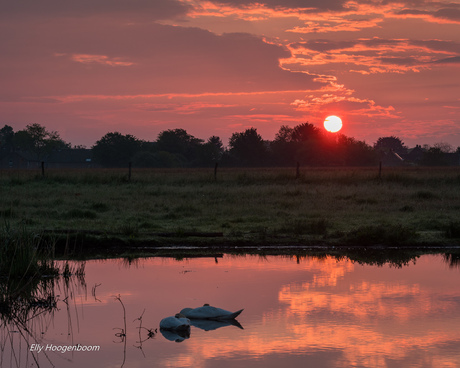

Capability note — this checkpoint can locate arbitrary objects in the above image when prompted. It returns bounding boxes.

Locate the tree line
[1,123,459,168]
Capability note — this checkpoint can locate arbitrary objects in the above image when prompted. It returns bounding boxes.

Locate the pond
[2,253,460,368]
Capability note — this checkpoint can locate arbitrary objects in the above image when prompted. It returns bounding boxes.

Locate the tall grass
[0,222,56,280]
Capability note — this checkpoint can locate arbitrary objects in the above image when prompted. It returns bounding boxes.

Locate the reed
[0,223,50,278]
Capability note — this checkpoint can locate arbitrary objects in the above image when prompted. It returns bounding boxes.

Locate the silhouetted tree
[421,146,451,166]
[156,128,203,156]
[92,132,143,167]
[291,122,322,143]
[14,123,70,161]
[198,135,224,166]
[0,125,14,157]
[432,141,454,153]
[155,128,204,166]
[290,123,324,165]
[338,135,376,166]
[228,128,268,166]
[374,136,407,155]
[275,125,294,143]
[271,125,296,166]
[271,123,327,165]
[132,150,183,168]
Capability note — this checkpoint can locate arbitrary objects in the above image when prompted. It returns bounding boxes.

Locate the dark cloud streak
[0,0,190,20]
[0,20,322,98]
[205,0,348,11]
[432,56,460,63]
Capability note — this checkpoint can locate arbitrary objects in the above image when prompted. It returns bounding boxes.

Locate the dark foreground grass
[0,223,57,279]
[1,166,460,252]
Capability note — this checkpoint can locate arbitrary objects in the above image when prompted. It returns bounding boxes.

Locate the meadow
[1,166,460,252]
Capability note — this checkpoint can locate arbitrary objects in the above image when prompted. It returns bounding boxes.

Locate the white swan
[180,304,243,320]
[159,313,191,331]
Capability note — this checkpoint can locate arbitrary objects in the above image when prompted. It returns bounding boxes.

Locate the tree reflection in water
[443,253,460,268]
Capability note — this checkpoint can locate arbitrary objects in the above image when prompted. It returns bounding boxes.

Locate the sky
[1,0,460,148]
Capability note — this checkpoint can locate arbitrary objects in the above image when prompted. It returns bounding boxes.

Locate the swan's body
[190,318,244,331]
[180,305,243,320]
[159,313,191,331]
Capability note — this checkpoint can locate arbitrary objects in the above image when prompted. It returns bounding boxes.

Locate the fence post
[214,162,218,181]
[295,161,300,179]
[378,161,382,179]
[128,162,132,181]
[41,161,45,177]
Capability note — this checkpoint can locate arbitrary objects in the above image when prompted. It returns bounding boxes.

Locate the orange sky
[1,0,459,148]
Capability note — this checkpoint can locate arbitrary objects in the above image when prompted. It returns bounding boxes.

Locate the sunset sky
[1,0,460,148]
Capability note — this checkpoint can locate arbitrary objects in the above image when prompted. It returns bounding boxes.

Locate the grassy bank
[1,166,460,251]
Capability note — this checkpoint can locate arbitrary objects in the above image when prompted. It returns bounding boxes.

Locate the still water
[2,254,460,368]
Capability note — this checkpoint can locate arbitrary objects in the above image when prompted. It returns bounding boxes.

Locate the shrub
[346,224,417,245]
[90,202,110,212]
[279,218,329,236]
[63,209,97,219]
[445,221,460,239]
[413,191,440,200]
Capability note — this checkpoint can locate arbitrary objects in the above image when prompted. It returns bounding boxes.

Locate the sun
[324,115,343,133]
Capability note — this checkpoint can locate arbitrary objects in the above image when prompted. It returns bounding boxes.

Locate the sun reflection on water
[1,254,459,367]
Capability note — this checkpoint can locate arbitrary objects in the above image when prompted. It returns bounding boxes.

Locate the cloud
[204,0,348,11]
[291,39,358,52]
[0,0,190,20]
[193,0,460,36]
[409,40,460,54]
[69,54,135,67]
[432,56,460,64]
[291,91,397,120]
[433,7,460,22]
[0,20,323,100]
[379,57,418,66]
[394,2,460,24]
[284,37,460,74]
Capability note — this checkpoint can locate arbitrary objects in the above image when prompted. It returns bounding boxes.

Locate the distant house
[378,145,460,167]
[380,149,406,166]
[445,152,460,166]
[46,149,95,168]
[404,145,424,165]
[0,149,96,169]
[0,151,40,169]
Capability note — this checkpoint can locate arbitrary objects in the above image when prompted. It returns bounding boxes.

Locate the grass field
[1,166,460,249]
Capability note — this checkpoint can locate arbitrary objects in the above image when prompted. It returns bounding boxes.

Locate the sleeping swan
[180,304,243,320]
[159,313,191,331]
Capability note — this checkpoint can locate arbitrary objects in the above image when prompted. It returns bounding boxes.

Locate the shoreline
[49,231,460,260]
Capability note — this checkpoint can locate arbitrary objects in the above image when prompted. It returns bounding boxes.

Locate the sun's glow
[324,115,343,133]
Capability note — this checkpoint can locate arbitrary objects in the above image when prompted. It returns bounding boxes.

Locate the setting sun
[324,116,343,133]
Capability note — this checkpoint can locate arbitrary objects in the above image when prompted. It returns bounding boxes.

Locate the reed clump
[0,223,56,279]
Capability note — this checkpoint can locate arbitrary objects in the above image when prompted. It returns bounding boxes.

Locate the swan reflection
[160,328,191,343]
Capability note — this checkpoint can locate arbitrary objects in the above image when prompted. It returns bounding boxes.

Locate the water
[2,254,459,368]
